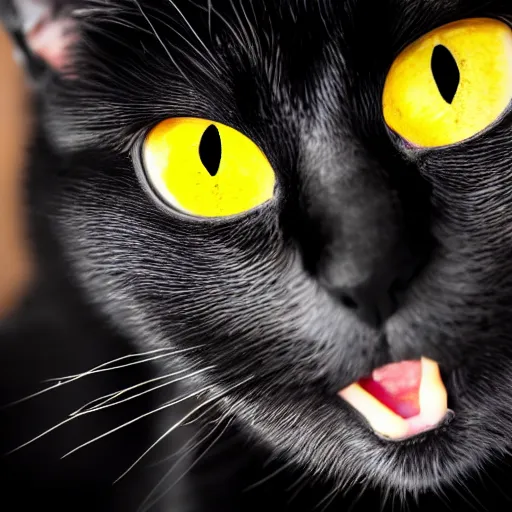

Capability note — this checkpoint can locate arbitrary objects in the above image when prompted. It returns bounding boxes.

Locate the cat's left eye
[140,118,276,218]
[382,18,512,148]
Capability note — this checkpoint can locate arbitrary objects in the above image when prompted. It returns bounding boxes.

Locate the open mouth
[339,357,451,440]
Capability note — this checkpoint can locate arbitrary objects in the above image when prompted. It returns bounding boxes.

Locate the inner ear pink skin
[15,0,77,72]
[27,15,76,71]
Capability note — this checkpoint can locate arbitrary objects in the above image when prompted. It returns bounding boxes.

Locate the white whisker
[74,367,214,416]
[62,353,174,379]
[2,346,200,409]
[114,377,253,483]
[316,482,341,512]
[146,405,232,468]
[47,347,198,382]
[131,0,195,88]
[139,413,234,512]
[164,0,221,74]
[6,367,210,455]
[244,459,295,492]
[207,0,212,35]
[6,415,72,455]
[5,387,203,456]
[70,390,120,416]
[60,386,214,460]
[69,368,197,415]
[286,471,310,504]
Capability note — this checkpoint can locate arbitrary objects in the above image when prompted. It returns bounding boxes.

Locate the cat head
[8,0,512,499]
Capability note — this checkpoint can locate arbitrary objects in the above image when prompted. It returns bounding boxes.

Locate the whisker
[316,483,341,512]
[244,459,295,492]
[131,0,195,88]
[47,347,197,382]
[347,480,371,512]
[145,422,204,469]
[6,370,209,456]
[174,398,224,427]
[187,0,246,50]
[59,353,175,381]
[69,368,198,415]
[228,0,260,60]
[141,10,223,86]
[286,472,310,504]
[61,386,215,460]
[139,413,234,512]
[451,478,485,512]
[165,0,220,71]
[6,413,81,456]
[70,390,120,416]
[114,377,253,483]
[74,367,214,416]
[147,405,231,468]
[207,0,212,35]
[2,346,200,409]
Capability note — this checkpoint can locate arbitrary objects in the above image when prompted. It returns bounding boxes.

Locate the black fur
[2,0,512,510]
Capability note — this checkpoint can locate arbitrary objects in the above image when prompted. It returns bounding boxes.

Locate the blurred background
[0,24,33,318]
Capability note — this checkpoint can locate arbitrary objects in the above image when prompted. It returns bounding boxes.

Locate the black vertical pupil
[431,45,460,104]
[199,125,222,177]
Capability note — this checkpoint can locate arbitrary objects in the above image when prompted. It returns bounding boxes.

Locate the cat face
[17,0,512,497]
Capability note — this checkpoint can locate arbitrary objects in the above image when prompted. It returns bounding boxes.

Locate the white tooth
[339,383,408,440]
[418,357,448,426]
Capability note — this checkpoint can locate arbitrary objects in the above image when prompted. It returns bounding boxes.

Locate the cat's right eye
[139,118,276,218]
[382,18,512,148]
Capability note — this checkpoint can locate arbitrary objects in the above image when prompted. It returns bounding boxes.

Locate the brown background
[0,27,33,317]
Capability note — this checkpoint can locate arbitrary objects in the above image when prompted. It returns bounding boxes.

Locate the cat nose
[288,138,433,328]
[319,251,419,328]
[308,170,430,329]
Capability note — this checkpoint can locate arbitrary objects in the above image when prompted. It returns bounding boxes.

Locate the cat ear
[2,0,78,75]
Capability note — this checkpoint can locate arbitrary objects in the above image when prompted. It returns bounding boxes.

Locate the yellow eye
[142,118,276,218]
[382,18,512,148]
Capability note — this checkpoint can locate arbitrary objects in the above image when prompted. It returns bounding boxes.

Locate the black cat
[2,0,512,510]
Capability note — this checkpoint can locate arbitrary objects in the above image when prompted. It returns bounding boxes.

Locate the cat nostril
[340,294,358,309]
[389,276,407,295]
[335,286,398,329]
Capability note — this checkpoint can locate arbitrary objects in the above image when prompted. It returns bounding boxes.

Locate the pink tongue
[358,361,422,419]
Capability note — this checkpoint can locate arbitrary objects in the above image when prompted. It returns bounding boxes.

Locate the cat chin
[220,373,510,497]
